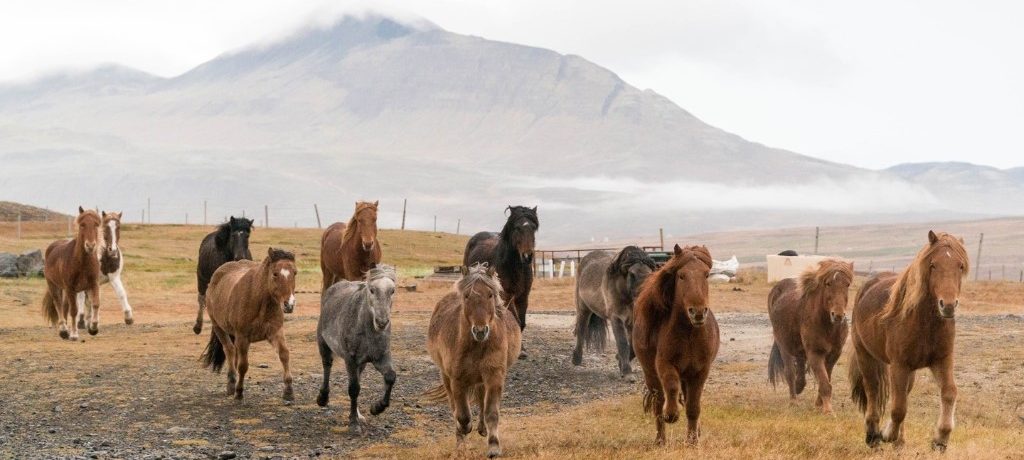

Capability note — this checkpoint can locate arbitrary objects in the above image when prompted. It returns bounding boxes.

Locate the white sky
[1,0,1021,169]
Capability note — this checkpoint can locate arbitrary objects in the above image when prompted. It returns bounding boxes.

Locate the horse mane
[456,263,506,316]
[363,264,397,284]
[636,245,712,312]
[799,259,854,301]
[76,209,101,226]
[342,201,378,243]
[881,232,968,321]
[214,217,253,249]
[499,206,539,241]
[606,245,656,279]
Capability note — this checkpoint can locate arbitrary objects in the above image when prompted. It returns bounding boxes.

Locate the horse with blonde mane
[849,231,969,451]
[320,201,381,292]
[768,259,853,414]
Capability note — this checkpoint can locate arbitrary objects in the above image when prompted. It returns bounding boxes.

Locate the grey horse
[572,246,656,379]
[316,265,398,434]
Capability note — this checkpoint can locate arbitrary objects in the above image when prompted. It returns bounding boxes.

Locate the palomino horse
[425,263,521,458]
[320,201,381,291]
[317,265,398,434]
[77,211,134,329]
[42,207,103,340]
[194,216,253,334]
[200,247,297,402]
[849,231,969,451]
[768,259,853,414]
[572,246,656,380]
[633,244,719,446]
[463,205,538,358]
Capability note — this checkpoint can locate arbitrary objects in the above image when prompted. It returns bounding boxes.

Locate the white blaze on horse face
[280,269,291,279]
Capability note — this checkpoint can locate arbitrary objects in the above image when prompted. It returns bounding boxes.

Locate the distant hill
[0,14,1020,243]
[0,201,69,222]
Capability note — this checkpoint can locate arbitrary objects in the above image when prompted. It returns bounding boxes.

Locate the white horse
[77,211,134,329]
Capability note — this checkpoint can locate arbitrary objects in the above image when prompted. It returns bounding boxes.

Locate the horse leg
[85,285,100,335]
[268,329,293,402]
[656,360,682,425]
[474,385,486,436]
[59,290,73,340]
[76,291,87,330]
[854,348,883,447]
[482,377,505,458]
[807,352,834,415]
[684,375,708,446]
[929,359,957,452]
[109,273,133,325]
[233,337,250,400]
[571,308,590,366]
[211,325,236,395]
[516,294,529,360]
[782,352,798,399]
[450,383,472,444]
[370,357,397,416]
[611,318,634,380]
[71,291,86,341]
[792,355,807,395]
[346,359,365,434]
[882,365,913,446]
[316,336,333,407]
[193,293,205,335]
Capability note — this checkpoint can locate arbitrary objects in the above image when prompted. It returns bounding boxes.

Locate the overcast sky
[1,0,1020,169]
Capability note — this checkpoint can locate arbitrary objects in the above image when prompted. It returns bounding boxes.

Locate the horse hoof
[518,349,528,360]
[621,373,636,383]
[865,432,882,448]
[59,330,69,340]
[316,392,329,407]
[486,445,501,458]
[370,402,387,416]
[477,424,487,437]
[124,316,134,326]
[88,325,98,336]
[932,441,947,453]
[348,423,363,436]
[77,318,86,329]
[193,323,202,335]
[282,389,294,402]
[234,391,244,400]
[571,352,582,366]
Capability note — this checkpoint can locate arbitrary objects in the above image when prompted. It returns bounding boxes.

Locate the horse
[320,201,381,292]
[200,247,297,402]
[193,216,253,334]
[76,211,134,330]
[633,244,719,446]
[463,205,537,358]
[42,207,103,340]
[767,259,853,414]
[316,265,398,434]
[848,231,969,451]
[424,263,521,458]
[572,246,656,380]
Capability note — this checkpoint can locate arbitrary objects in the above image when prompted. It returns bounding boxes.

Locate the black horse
[193,216,254,334]
[463,205,539,358]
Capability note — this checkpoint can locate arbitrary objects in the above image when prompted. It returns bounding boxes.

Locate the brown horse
[768,259,853,414]
[42,207,103,340]
[200,247,297,402]
[320,201,381,292]
[424,263,521,458]
[849,231,968,451]
[633,244,719,446]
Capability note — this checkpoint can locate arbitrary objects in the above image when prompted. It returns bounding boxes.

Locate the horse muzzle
[84,242,97,253]
[830,312,846,324]
[362,240,375,252]
[937,299,958,319]
[374,317,390,331]
[471,325,491,342]
[283,295,296,314]
[687,307,709,327]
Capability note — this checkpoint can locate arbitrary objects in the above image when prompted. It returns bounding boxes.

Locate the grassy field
[0,221,1022,458]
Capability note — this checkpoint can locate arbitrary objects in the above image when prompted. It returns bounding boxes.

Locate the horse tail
[200,332,226,373]
[422,384,449,404]
[42,287,59,326]
[575,310,607,353]
[768,342,785,389]
[849,350,888,414]
[642,387,660,415]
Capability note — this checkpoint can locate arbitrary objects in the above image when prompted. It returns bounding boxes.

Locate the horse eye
[370,288,377,295]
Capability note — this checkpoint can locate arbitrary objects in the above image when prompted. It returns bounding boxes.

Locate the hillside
[0,201,69,222]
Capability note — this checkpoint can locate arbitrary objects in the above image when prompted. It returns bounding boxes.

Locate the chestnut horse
[200,247,297,402]
[768,259,853,414]
[42,207,103,340]
[320,201,381,292]
[633,244,719,446]
[849,231,968,451]
[424,263,521,458]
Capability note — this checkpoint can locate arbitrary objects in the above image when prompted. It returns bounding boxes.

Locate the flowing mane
[457,263,506,315]
[881,232,968,321]
[799,259,854,301]
[342,201,377,243]
[636,245,712,312]
[606,245,657,278]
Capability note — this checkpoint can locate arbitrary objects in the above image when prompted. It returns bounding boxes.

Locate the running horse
[463,205,538,358]
[849,231,969,451]
[633,244,719,446]
[767,259,853,414]
[320,201,381,292]
[42,207,103,340]
[77,211,134,329]
[194,216,253,334]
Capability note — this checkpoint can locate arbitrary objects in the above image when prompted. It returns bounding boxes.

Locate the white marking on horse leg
[111,273,133,321]
[76,291,87,326]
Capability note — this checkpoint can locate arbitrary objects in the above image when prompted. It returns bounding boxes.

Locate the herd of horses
[39,204,972,456]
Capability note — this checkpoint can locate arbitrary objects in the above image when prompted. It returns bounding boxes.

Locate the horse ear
[673,244,683,255]
[532,206,537,213]
[229,216,236,224]
[373,200,379,207]
[928,230,938,245]
[267,247,275,257]
[101,211,107,218]
[78,206,85,214]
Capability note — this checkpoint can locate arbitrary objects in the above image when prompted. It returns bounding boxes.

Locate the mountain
[887,162,1024,215]
[0,15,1019,243]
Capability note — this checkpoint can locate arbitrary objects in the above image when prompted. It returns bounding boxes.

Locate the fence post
[314,204,322,229]
[433,215,437,232]
[659,228,665,251]
[16,211,21,239]
[67,216,72,238]
[456,219,461,235]
[401,199,407,230]
[185,213,189,225]
[814,226,820,255]
[974,233,983,281]
[141,209,145,225]
[204,200,208,226]
[264,205,269,229]
[147,197,151,224]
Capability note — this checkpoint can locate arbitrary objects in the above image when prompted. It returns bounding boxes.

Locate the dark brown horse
[463,205,538,358]
[424,263,521,458]
[768,259,853,414]
[42,207,103,340]
[633,244,719,446]
[194,216,253,334]
[201,247,297,402]
[849,231,969,451]
[320,201,381,292]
